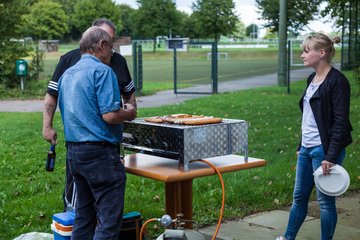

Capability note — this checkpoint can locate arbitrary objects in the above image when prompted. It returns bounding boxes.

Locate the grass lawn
[0,71,359,239]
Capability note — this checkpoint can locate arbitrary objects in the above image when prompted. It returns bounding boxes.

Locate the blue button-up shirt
[58,54,122,144]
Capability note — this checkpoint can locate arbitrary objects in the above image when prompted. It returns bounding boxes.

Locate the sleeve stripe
[124,80,135,92]
[48,81,58,91]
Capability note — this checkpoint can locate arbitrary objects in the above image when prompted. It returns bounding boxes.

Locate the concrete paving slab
[336,194,360,211]
[292,218,321,240]
[296,217,360,240]
[333,222,360,239]
[337,208,360,228]
[199,219,280,240]
[241,210,314,230]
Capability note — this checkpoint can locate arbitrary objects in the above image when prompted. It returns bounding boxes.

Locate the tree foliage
[53,0,81,39]
[21,0,69,40]
[182,13,202,40]
[246,24,259,38]
[321,0,347,20]
[133,0,180,51]
[0,40,31,87]
[255,0,322,34]
[321,0,358,27]
[231,21,246,40]
[0,0,33,87]
[192,0,238,42]
[323,0,360,69]
[263,28,278,39]
[118,4,136,37]
[169,10,190,38]
[0,0,32,38]
[72,0,121,35]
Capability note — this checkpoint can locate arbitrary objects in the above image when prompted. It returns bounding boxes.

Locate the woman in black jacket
[277,33,353,240]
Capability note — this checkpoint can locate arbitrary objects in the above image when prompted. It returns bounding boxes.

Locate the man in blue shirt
[42,19,136,211]
[58,26,136,240]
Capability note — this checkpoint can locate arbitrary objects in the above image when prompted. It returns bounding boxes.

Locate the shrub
[0,39,31,87]
[0,39,44,89]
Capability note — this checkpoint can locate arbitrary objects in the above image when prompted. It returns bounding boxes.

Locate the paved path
[199,191,360,239]
[0,67,314,112]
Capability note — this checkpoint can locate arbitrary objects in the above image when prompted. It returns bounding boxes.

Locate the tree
[0,0,33,86]
[231,20,246,40]
[246,24,259,39]
[72,0,121,36]
[255,0,322,34]
[118,4,136,36]
[132,0,180,52]
[53,0,81,39]
[321,0,347,25]
[191,0,238,42]
[54,0,80,16]
[170,10,190,38]
[322,0,360,69]
[0,0,32,38]
[263,29,278,40]
[21,0,69,40]
[182,13,202,40]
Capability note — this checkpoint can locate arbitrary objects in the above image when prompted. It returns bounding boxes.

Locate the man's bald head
[79,26,112,54]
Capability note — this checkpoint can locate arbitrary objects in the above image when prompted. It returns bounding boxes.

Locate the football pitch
[123,48,281,86]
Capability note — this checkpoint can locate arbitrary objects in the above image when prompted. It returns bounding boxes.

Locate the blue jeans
[67,143,126,240]
[284,145,345,240]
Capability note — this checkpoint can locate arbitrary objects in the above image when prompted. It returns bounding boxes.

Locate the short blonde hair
[301,33,341,62]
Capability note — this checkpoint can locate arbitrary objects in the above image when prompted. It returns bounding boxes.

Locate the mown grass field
[0,71,359,239]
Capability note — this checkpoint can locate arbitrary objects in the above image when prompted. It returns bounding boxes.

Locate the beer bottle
[46,144,56,172]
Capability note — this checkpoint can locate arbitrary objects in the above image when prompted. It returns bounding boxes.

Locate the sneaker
[275,237,286,240]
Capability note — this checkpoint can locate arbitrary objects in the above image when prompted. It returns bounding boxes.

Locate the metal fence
[122,40,282,95]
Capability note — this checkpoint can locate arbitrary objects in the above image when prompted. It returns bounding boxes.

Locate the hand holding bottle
[46,144,56,172]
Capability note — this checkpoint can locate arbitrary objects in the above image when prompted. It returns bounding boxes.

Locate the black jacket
[47,48,135,97]
[299,67,353,163]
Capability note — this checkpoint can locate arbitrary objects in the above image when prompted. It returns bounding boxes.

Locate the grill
[122,118,248,171]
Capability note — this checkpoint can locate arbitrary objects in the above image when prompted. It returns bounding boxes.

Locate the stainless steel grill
[122,118,248,171]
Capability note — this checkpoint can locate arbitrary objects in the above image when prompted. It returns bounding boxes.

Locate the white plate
[313,165,350,196]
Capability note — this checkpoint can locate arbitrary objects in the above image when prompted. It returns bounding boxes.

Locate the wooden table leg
[165,179,193,228]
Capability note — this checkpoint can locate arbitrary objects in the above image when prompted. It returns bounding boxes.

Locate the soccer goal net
[289,39,304,66]
[207,52,230,60]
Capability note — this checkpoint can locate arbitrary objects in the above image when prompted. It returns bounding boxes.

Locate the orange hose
[141,160,225,240]
[191,159,225,240]
[139,218,158,240]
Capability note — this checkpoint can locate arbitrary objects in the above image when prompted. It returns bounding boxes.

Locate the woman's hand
[321,160,335,175]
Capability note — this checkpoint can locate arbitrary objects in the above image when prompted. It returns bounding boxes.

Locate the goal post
[289,39,304,66]
[207,52,229,60]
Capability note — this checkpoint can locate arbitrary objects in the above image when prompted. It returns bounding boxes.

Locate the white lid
[313,165,350,196]
[51,223,72,236]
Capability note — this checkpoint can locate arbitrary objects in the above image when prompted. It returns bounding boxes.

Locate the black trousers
[66,142,125,240]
